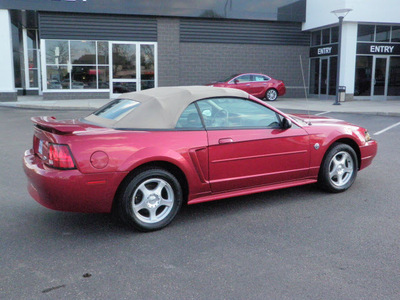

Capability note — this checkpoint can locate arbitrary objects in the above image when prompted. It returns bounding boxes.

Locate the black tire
[265,89,278,101]
[318,143,358,193]
[117,168,183,232]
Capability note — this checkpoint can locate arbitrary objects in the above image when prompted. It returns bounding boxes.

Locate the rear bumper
[359,140,378,170]
[277,83,286,96]
[23,149,127,213]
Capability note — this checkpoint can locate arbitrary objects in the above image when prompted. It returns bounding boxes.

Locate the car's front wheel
[117,168,183,231]
[265,89,278,101]
[318,143,358,193]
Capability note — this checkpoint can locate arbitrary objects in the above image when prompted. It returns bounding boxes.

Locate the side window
[254,75,270,82]
[175,103,203,129]
[235,75,252,83]
[196,98,281,129]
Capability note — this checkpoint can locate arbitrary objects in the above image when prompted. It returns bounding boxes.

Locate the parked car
[47,80,62,90]
[207,73,286,101]
[23,86,377,232]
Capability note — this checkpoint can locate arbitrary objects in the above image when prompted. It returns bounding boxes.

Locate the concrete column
[0,10,17,101]
[339,22,358,99]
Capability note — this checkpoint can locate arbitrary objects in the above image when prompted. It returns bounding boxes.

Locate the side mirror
[281,117,292,129]
[234,79,239,84]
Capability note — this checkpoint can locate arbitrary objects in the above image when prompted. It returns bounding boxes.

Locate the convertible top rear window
[94,99,140,121]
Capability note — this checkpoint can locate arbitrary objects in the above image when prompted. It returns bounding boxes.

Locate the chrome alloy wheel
[266,89,278,101]
[328,151,354,187]
[132,178,174,224]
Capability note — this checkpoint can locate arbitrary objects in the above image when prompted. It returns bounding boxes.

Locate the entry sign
[309,44,338,57]
[357,43,400,55]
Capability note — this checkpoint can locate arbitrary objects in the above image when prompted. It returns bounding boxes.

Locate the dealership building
[0,0,399,101]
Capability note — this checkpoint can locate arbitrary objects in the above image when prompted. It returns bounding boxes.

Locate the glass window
[94,99,140,121]
[375,25,390,42]
[254,75,269,81]
[235,75,252,83]
[197,98,281,129]
[71,41,96,64]
[28,50,38,70]
[97,41,109,64]
[112,44,136,79]
[388,57,400,96]
[46,40,69,64]
[176,103,203,129]
[46,66,69,89]
[309,58,319,94]
[311,31,321,46]
[113,82,137,94]
[331,27,339,43]
[12,24,22,88]
[71,66,96,89]
[354,56,373,96]
[141,44,155,90]
[27,30,37,49]
[29,70,39,88]
[357,25,375,42]
[98,66,109,89]
[322,29,330,44]
[329,56,337,95]
[391,26,400,42]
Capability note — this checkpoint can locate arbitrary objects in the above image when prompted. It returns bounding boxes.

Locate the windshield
[220,74,239,82]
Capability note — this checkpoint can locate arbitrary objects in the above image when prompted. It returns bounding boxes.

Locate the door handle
[219,138,233,144]
[246,84,251,86]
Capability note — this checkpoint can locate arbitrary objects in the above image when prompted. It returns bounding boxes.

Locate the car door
[252,74,270,98]
[229,74,253,94]
[197,97,310,193]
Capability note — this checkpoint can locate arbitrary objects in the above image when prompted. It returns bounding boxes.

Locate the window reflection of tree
[71,41,96,64]
[46,41,68,64]
[112,44,136,79]
[141,45,154,89]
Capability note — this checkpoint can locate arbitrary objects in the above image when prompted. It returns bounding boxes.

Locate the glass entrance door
[110,42,138,97]
[372,57,388,97]
[110,42,157,98]
[320,58,328,95]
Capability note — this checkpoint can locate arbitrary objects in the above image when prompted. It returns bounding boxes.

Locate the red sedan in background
[207,73,286,101]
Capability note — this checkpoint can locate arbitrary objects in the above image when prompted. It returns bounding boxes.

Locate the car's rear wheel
[118,168,182,231]
[318,143,358,193]
[265,89,278,101]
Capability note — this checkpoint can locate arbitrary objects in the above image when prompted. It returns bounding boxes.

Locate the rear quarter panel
[52,129,211,198]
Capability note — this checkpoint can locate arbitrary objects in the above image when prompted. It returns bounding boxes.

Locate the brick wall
[158,18,310,98]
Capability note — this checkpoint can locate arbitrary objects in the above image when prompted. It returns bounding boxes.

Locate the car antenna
[299,55,312,125]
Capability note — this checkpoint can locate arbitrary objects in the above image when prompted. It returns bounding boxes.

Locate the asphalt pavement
[1,95,400,116]
[1,108,399,299]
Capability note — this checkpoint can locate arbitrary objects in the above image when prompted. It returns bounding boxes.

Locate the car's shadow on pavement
[25,183,326,238]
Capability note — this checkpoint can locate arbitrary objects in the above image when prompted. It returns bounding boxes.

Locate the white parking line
[374,121,400,135]
[315,111,331,116]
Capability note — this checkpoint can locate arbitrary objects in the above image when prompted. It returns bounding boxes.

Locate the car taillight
[48,143,76,169]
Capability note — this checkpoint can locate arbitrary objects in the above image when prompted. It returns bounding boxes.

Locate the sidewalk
[1,95,400,116]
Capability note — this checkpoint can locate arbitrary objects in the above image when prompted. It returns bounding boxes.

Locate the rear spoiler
[31,116,87,134]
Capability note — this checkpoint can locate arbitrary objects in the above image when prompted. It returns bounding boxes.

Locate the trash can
[338,86,346,102]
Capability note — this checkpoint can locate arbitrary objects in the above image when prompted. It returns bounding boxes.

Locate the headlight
[365,130,371,142]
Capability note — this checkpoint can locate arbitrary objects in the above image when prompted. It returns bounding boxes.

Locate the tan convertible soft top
[85,86,249,129]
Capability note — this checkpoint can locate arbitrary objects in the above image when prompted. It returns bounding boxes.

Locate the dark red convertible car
[207,73,286,101]
[23,86,377,231]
